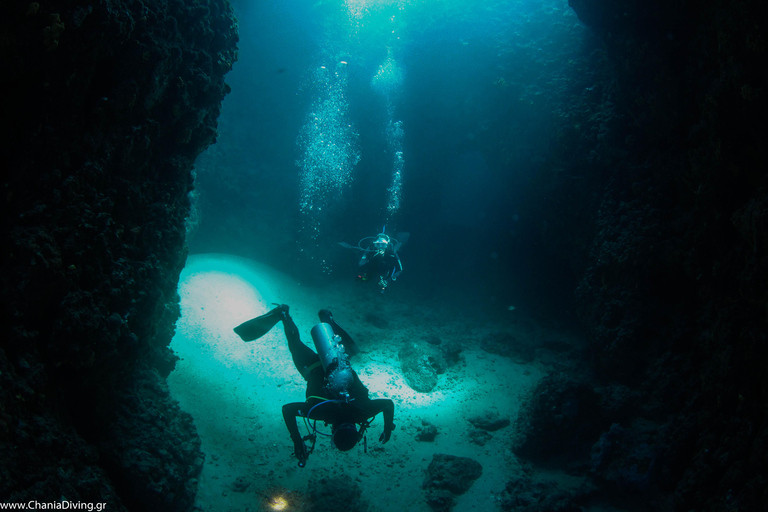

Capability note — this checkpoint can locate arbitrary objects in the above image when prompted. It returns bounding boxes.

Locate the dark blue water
[191,0,591,321]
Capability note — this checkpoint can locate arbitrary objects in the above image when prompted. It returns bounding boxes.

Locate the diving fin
[318,309,360,356]
[234,305,287,342]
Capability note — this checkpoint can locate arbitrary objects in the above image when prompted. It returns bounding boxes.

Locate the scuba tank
[317,309,359,356]
[310,323,354,399]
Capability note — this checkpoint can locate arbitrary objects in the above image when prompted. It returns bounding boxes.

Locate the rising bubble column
[296,60,361,240]
[371,46,405,224]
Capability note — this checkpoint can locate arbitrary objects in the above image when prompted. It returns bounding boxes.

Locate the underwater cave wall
[0,0,237,509]
[519,0,768,509]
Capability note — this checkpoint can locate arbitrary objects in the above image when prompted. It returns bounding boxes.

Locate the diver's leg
[283,314,321,379]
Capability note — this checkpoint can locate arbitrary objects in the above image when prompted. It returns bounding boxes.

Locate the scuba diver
[233,304,396,467]
[339,226,408,292]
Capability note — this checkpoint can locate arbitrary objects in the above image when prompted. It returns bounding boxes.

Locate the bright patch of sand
[168,254,548,512]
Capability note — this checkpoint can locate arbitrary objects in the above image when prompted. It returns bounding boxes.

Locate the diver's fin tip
[233,307,283,341]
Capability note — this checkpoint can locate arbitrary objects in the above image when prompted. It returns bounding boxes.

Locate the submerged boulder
[398,342,448,392]
[422,453,483,511]
[469,410,511,432]
[307,475,368,512]
[513,373,604,464]
[416,419,439,442]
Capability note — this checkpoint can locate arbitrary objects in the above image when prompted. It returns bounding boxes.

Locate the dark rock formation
[468,411,510,432]
[589,421,659,492]
[415,419,439,442]
[480,331,536,363]
[422,454,483,512]
[500,474,588,512]
[513,373,604,465]
[97,367,204,511]
[468,430,493,446]
[307,475,368,512]
[511,0,768,510]
[0,0,237,508]
[481,328,583,369]
[497,459,596,512]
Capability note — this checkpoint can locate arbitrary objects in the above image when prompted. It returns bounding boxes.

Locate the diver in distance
[339,226,408,292]
[233,304,395,468]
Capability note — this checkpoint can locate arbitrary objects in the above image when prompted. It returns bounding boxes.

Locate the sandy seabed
[168,254,562,512]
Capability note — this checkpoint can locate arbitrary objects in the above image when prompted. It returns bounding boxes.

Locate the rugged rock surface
[0,0,237,508]
[514,373,604,465]
[468,411,511,432]
[307,475,369,512]
[422,454,483,512]
[511,0,768,510]
[2,0,767,511]
[480,331,536,363]
[97,367,204,511]
[500,475,589,512]
[398,341,450,393]
[415,419,439,442]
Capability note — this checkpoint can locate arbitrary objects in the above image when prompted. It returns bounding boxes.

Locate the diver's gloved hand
[293,439,308,467]
[379,423,396,444]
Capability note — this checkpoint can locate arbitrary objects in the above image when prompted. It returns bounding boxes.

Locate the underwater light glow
[269,495,288,511]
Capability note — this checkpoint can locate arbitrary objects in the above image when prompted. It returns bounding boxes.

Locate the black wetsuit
[280,315,395,455]
[361,246,402,284]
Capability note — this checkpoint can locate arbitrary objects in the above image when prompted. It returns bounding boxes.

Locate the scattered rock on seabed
[422,453,483,512]
[469,410,511,432]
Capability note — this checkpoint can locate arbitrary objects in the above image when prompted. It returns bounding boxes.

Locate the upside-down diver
[234,304,395,467]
